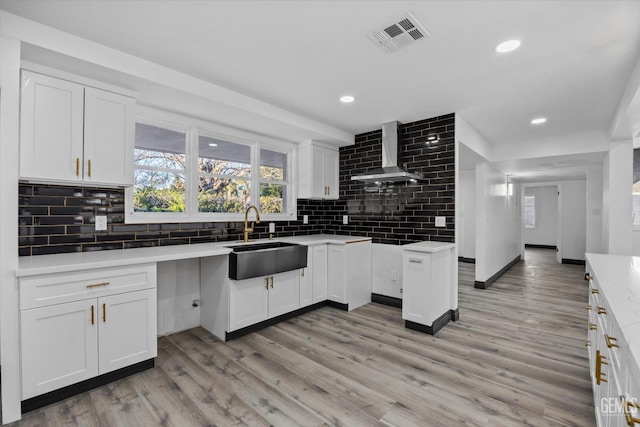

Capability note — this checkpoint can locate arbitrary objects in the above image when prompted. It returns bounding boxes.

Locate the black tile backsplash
[18,113,455,256]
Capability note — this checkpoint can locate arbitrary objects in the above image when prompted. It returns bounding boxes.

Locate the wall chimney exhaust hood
[351,121,423,183]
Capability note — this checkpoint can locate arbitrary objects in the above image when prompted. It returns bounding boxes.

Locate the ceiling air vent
[368,12,430,53]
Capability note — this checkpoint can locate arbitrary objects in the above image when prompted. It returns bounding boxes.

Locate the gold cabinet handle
[585,273,592,281]
[585,339,591,347]
[586,304,592,311]
[605,334,619,348]
[409,258,423,264]
[270,276,274,288]
[86,282,110,289]
[597,306,607,315]
[596,350,608,385]
[91,305,95,325]
[623,396,640,426]
[265,277,269,290]
[102,303,106,322]
[75,157,80,176]
[301,268,305,277]
[88,159,91,177]
[591,288,599,294]
[589,322,597,331]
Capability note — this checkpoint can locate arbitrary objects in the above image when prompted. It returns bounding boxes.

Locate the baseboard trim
[525,244,556,249]
[405,310,451,335]
[475,255,521,289]
[371,293,402,308]
[226,301,327,341]
[450,308,460,322]
[562,258,586,266]
[458,257,476,264]
[21,359,154,413]
[326,300,349,311]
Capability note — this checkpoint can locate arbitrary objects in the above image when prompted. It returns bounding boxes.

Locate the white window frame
[524,195,535,229]
[125,106,297,224]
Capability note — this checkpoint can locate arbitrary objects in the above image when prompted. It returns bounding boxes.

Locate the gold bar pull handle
[75,157,80,176]
[86,282,110,289]
[589,322,597,331]
[270,276,274,288]
[586,304,592,311]
[585,273,592,281]
[584,339,591,347]
[596,350,608,385]
[591,288,599,294]
[597,306,607,315]
[301,268,305,277]
[87,159,91,177]
[623,396,640,426]
[265,277,269,290]
[91,305,95,325]
[605,334,619,348]
[409,258,423,264]
[102,303,106,322]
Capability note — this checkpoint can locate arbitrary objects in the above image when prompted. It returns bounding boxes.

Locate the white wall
[475,162,521,282]
[561,180,587,260]
[523,186,558,246]
[586,168,604,254]
[603,140,633,255]
[458,170,476,259]
[157,259,202,335]
[371,244,403,298]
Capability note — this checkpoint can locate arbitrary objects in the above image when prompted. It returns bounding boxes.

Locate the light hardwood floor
[5,248,595,426]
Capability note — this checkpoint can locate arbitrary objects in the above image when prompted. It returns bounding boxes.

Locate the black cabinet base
[371,293,402,308]
[405,310,451,335]
[22,359,154,413]
[450,308,460,322]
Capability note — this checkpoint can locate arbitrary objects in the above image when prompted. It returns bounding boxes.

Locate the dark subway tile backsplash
[18,113,455,256]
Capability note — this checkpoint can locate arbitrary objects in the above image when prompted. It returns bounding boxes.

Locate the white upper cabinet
[20,70,135,186]
[297,141,339,199]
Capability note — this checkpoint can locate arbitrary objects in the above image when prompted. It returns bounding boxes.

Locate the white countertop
[401,241,456,253]
[16,234,372,277]
[586,253,640,372]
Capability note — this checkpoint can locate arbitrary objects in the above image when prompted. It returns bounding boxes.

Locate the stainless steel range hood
[351,121,423,183]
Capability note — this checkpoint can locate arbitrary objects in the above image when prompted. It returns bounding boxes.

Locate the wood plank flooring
[5,248,595,426]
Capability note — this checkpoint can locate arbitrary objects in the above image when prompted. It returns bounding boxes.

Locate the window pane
[133,170,185,212]
[135,123,185,169]
[260,148,287,181]
[260,183,285,214]
[199,135,250,177]
[198,177,250,213]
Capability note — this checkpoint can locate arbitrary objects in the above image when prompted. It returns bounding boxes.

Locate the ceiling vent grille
[368,12,430,53]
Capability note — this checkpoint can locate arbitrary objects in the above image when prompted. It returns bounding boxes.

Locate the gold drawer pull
[591,288,599,294]
[596,350,608,385]
[585,273,592,281]
[623,397,640,426]
[605,334,619,349]
[589,322,597,331]
[86,282,110,289]
[597,306,607,315]
[270,276,274,288]
[75,157,80,176]
[585,339,591,347]
[409,258,423,264]
[586,305,592,311]
[90,305,95,325]
[265,277,269,290]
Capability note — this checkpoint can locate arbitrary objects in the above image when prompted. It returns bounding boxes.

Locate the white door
[20,70,84,182]
[327,245,346,303]
[299,250,313,308]
[21,299,99,399]
[312,244,328,303]
[324,149,339,199]
[83,87,135,186]
[229,277,268,331]
[98,289,157,374]
[268,271,300,318]
[402,252,430,325]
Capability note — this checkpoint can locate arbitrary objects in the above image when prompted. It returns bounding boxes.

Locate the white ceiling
[2,0,640,180]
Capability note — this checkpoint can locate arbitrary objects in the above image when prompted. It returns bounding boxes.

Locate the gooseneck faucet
[243,205,261,242]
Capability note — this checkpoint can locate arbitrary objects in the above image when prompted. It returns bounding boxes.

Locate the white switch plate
[435,216,446,227]
[343,215,348,225]
[269,222,275,233]
[303,215,309,224]
[95,215,107,231]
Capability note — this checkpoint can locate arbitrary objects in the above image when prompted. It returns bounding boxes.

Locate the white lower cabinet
[19,264,157,400]
[327,241,372,310]
[312,245,328,303]
[299,250,313,308]
[229,270,300,332]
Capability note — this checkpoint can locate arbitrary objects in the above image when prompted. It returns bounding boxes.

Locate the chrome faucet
[243,205,261,242]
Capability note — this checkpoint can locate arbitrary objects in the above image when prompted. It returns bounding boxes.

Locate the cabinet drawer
[20,264,157,310]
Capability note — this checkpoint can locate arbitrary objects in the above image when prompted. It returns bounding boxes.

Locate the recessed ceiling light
[495,39,521,53]
[530,117,547,125]
[208,143,218,147]
[340,95,355,103]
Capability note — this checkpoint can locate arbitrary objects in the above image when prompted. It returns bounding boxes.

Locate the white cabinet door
[324,148,339,199]
[402,252,430,325]
[98,289,157,374]
[21,299,99,399]
[229,277,268,331]
[311,145,326,198]
[268,271,300,318]
[299,250,313,308]
[328,245,346,303]
[83,88,135,186]
[20,70,84,182]
[312,244,328,303]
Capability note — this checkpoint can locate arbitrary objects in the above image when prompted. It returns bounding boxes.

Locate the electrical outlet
[269,222,275,233]
[390,270,397,281]
[343,215,348,225]
[95,215,107,231]
[435,216,446,227]
[303,215,309,224]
